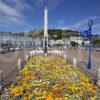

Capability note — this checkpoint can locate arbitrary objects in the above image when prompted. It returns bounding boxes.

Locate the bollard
[73,58,77,68]
[56,52,59,56]
[77,48,82,62]
[59,52,61,56]
[0,70,3,90]
[32,52,35,56]
[64,54,67,62]
[60,51,63,57]
[55,51,58,55]
[25,54,28,62]
[98,69,100,86]
[18,59,22,70]
[44,53,47,57]
[30,52,32,58]
[61,52,64,58]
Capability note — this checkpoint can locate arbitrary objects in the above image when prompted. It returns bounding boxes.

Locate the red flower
[54,90,61,97]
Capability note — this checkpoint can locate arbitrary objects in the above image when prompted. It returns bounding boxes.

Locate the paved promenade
[0,49,100,80]
[0,50,31,78]
[64,49,100,72]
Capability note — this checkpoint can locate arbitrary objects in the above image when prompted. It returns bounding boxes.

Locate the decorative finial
[88,20,93,27]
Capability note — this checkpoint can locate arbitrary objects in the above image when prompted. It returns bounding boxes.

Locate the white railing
[29,50,63,56]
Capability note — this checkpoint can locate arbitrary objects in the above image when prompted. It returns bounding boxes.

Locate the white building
[62,36,89,48]
[49,39,55,46]
[0,32,35,48]
[55,39,64,45]
[62,38,70,47]
[70,36,83,45]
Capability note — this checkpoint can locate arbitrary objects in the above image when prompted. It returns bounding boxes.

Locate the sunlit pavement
[0,49,32,78]
[64,49,100,71]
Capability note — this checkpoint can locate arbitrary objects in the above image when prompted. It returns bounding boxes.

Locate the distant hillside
[0,29,100,46]
[27,29,79,39]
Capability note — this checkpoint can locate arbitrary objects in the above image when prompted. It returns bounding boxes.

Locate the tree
[92,37,100,46]
[70,41,78,48]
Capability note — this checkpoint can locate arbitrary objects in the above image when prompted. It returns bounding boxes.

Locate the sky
[0,0,100,34]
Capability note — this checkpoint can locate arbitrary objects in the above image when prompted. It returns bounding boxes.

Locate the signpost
[80,20,93,69]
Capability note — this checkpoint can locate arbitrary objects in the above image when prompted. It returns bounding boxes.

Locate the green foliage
[27,29,79,39]
[70,41,78,47]
[92,37,100,46]
[48,29,62,39]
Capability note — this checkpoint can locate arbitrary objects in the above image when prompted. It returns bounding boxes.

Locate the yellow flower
[64,94,69,97]
[7,55,97,99]
[9,86,23,97]
[55,97,63,100]
[27,93,33,99]
[23,96,27,100]
[64,97,68,100]
[44,96,53,100]
[26,84,31,90]
[90,96,95,100]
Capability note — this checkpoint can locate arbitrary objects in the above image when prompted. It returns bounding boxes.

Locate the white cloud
[57,19,68,30]
[56,16,100,31]
[0,3,18,17]
[93,23,100,28]
[0,0,63,31]
[10,0,34,13]
[56,26,71,30]
[72,16,99,29]
[0,0,33,30]
[58,19,65,25]
[32,0,63,11]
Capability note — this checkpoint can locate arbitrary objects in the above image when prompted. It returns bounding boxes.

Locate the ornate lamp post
[80,20,93,69]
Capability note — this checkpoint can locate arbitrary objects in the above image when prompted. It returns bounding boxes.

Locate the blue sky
[0,0,100,34]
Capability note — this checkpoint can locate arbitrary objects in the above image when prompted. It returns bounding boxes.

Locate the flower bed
[5,55,97,99]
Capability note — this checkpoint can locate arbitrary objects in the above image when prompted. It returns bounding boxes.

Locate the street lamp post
[87,20,93,69]
[80,20,93,69]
